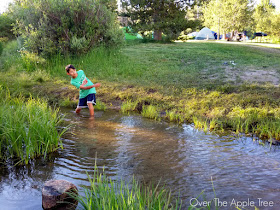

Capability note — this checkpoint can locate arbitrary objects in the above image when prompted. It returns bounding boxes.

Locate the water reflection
[1,109,280,209]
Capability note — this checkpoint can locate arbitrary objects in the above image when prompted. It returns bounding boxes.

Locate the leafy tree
[0,13,15,40]
[270,13,280,42]
[253,0,277,35]
[121,0,188,41]
[10,0,123,57]
[100,0,118,11]
[203,0,253,39]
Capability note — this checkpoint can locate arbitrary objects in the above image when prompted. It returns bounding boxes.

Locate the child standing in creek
[65,64,100,116]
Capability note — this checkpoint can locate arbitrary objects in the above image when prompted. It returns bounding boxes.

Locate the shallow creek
[1,109,280,209]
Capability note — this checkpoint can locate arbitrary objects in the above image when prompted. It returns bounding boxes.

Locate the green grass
[1,40,280,141]
[0,89,67,164]
[121,100,139,113]
[72,164,181,210]
[141,105,160,120]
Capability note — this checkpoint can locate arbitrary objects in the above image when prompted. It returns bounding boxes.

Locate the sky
[0,0,13,14]
[1,0,280,14]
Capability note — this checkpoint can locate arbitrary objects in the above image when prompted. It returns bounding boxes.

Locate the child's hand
[94,83,101,88]
[82,78,88,86]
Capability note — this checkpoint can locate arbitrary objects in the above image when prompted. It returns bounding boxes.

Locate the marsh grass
[72,165,181,210]
[0,90,67,164]
[142,105,160,120]
[165,110,185,123]
[94,100,107,111]
[121,100,138,113]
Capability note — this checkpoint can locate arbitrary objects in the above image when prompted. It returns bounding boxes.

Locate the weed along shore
[1,41,280,143]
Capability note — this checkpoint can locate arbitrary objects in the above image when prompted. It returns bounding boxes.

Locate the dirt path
[241,43,280,54]
[216,41,280,53]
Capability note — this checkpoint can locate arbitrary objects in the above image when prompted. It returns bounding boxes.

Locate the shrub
[20,50,46,72]
[0,13,15,40]
[0,42,3,56]
[0,37,9,57]
[11,0,124,57]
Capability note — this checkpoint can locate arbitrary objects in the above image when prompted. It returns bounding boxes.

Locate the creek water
[1,109,280,209]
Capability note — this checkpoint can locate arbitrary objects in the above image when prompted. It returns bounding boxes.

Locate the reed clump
[0,90,66,164]
[72,165,181,210]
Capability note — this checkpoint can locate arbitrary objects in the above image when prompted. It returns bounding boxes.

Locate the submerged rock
[267,138,280,145]
[42,180,78,209]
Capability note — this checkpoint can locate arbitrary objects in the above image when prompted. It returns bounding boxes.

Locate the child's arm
[80,83,101,90]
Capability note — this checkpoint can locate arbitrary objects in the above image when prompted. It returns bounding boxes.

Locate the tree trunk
[231,31,234,40]
[154,30,162,41]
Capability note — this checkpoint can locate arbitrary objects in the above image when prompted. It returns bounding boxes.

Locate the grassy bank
[1,40,280,141]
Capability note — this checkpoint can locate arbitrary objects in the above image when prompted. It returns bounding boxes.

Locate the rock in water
[42,180,78,209]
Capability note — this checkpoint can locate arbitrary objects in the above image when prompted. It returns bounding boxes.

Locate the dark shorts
[78,94,96,108]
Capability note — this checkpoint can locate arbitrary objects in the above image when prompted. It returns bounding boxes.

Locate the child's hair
[65,64,76,73]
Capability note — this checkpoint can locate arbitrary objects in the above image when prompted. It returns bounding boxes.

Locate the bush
[20,50,46,72]
[0,42,3,56]
[11,0,124,57]
[0,37,9,57]
[0,13,15,40]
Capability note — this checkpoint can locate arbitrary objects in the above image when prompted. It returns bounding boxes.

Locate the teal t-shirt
[71,70,96,98]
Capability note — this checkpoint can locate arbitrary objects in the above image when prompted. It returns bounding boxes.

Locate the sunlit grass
[142,105,159,120]
[121,100,138,113]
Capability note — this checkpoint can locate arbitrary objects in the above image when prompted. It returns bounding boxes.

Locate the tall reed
[72,165,181,210]
[0,90,67,164]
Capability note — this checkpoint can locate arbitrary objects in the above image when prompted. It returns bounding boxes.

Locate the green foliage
[121,100,138,113]
[0,13,15,40]
[121,0,188,40]
[95,100,107,111]
[20,50,46,72]
[0,42,3,57]
[10,0,124,57]
[253,0,280,42]
[72,164,181,209]
[142,105,159,120]
[70,36,90,55]
[203,0,253,34]
[59,97,77,108]
[177,30,195,41]
[0,40,23,72]
[0,90,67,164]
[166,110,185,123]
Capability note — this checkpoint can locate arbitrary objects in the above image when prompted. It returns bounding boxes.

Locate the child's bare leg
[75,107,81,114]
[88,103,94,116]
